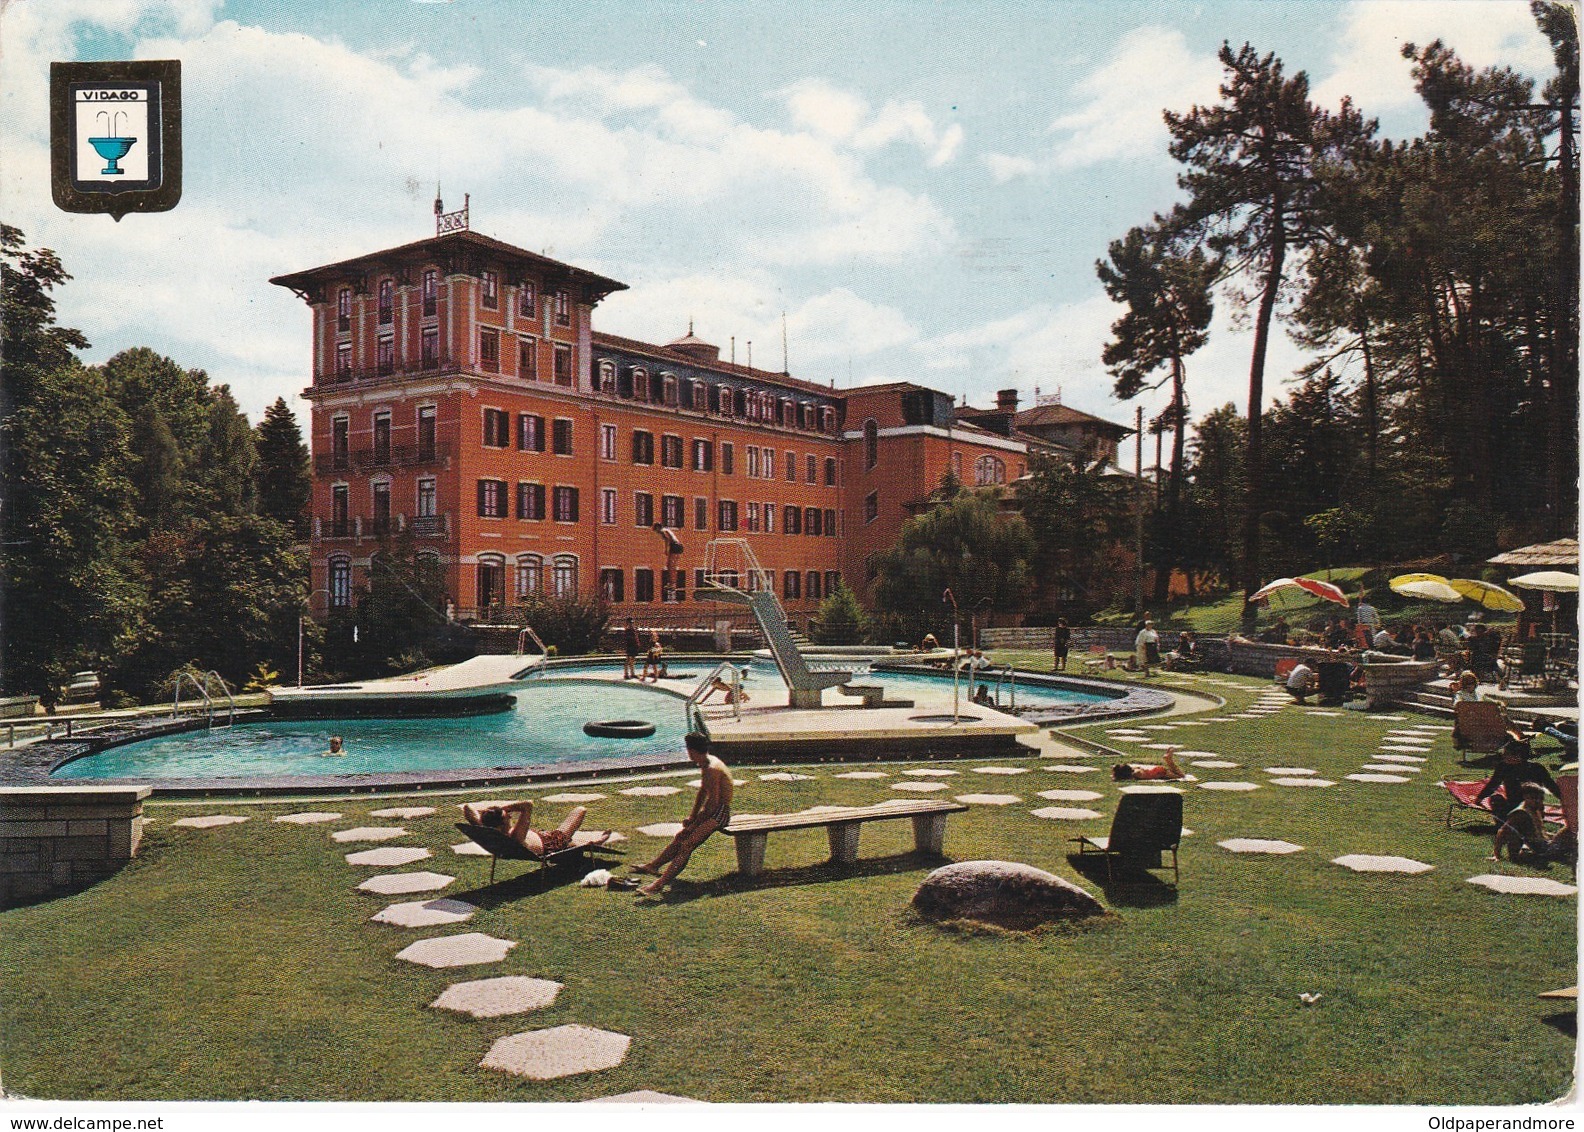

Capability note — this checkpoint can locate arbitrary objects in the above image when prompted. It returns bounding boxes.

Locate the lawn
[0,672,1574,1104]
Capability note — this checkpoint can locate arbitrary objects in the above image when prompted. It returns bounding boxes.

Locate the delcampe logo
[50,60,182,220]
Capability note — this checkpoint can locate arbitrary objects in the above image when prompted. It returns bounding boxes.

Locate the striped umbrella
[1446,578,1525,612]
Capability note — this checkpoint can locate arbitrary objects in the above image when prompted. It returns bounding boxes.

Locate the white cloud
[983,153,1038,183]
[779,78,964,166]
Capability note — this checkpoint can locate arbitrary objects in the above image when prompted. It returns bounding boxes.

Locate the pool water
[53,663,1112,781]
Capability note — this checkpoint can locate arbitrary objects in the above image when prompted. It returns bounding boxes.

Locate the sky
[0,0,1559,439]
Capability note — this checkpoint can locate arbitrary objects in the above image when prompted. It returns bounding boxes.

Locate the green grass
[0,674,1574,1103]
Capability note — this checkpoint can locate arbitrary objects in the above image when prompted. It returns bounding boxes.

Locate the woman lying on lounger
[462,800,610,855]
[1112,748,1186,781]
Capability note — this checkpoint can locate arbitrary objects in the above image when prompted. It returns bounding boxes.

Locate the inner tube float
[583,718,656,739]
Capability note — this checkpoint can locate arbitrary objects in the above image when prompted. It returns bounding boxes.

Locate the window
[807,455,818,484]
[552,418,573,456]
[478,478,508,518]
[421,326,439,368]
[865,490,879,523]
[690,380,708,411]
[950,452,963,482]
[718,387,734,418]
[825,456,838,486]
[553,486,579,523]
[974,455,1006,486]
[806,507,822,537]
[517,280,535,318]
[377,279,393,325]
[417,405,436,462]
[598,361,616,395]
[599,568,623,603]
[331,417,349,470]
[721,443,734,475]
[553,289,570,326]
[807,571,822,601]
[631,430,654,465]
[764,503,775,532]
[552,555,578,597]
[691,439,713,472]
[337,287,351,332]
[518,336,537,380]
[718,500,738,531]
[372,481,391,534]
[661,435,683,469]
[824,508,837,537]
[662,374,678,406]
[553,344,573,386]
[376,335,394,375]
[787,451,798,482]
[477,556,506,611]
[417,478,436,518]
[825,571,841,596]
[863,419,878,470]
[481,270,499,310]
[329,557,352,608]
[600,423,617,461]
[784,505,801,535]
[782,399,795,427]
[336,342,352,380]
[331,484,349,536]
[634,492,654,528]
[601,487,617,525]
[372,411,391,464]
[633,368,649,401]
[516,554,542,599]
[661,494,684,528]
[783,570,801,600]
[634,568,655,603]
[421,270,437,317]
[695,497,709,529]
[520,482,547,521]
[480,328,500,372]
[747,446,760,478]
[763,450,775,480]
[517,414,545,452]
[747,503,760,533]
[662,568,686,604]
[483,408,510,448]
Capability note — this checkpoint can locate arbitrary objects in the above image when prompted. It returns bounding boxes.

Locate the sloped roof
[591,330,839,398]
[1015,402,1133,437]
[1488,537,1580,568]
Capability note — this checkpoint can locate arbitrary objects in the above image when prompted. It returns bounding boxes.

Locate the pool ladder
[990,664,1017,712]
[686,661,746,727]
[172,670,236,730]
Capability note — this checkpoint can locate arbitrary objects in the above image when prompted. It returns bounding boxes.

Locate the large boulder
[913,861,1104,928]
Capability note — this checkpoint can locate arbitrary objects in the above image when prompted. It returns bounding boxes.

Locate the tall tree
[0,225,89,417]
[1016,454,1133,614]
[255,397,312,539]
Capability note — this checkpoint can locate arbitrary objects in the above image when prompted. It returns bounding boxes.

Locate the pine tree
[255,398,312,539]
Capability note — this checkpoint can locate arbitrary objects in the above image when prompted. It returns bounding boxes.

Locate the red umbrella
[1292,576,1349,606]
[1250,577,1350,610]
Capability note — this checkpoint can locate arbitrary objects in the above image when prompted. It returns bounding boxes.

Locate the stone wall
[980,626,1160,653]
[0,785,151,908]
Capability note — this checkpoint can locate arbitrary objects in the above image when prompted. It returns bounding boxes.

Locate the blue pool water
[53,663,1111,781]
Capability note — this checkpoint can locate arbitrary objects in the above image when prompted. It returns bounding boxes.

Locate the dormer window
[481,270,499,310]
[598,360,617,395]
[633,368,649,401]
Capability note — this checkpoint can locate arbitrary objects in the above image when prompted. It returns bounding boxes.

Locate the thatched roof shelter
[1487,538,1579,569]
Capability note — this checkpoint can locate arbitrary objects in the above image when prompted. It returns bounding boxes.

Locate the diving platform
[267,653,545,718]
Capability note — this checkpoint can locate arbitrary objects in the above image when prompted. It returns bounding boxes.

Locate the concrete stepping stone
[1362,763,1422,773]
[358,871,455,895]
[1173,751,1220,759]
[332,826,408,843]
[1270,777,1337,787]
[1264,767,1314,775]
[1138,724,1179,731]
[833,771,888,779]
[1189,759,1239,769]
[892,781,949,792]
[1385,729,1429,737]
[972,766,1030,775]
[687,778,747,788]
[1118,784,1183,794]
[397,932,517,968]
[1373,753,1427,764]
[1380,745,1433,753]
[1218,839,1303,854]
[1303,710,1343,716]
[584,1091,702,1104]
[541,793,606,804]
[1046,764,1099,773]
[1416,724,1454,731]
[480,1024,631,1080]
[1465,874,1578,897]
[274,811,342,825]
[370,806,436,819]
[758,772,814,782]
[173,815,249,829]
[1346,773,1410,784]
[1105,730,1148,737]
[572,830,625,846]
[1141,743,1180,750]
[347,846,433,866]
[1373,714,1408,721]
[620,785,683,797]
[372,898,478,927]
[1037,789,1103,802]
[459,799,516,812]
[432,975,562,1018]
[903,768,959,777]
[1198,781,1260,792]
[1332,855,1434,874]
[451,842,491,857]
[1030,806,1103,821]
[954,794,1022,805]
[637,822,685,837]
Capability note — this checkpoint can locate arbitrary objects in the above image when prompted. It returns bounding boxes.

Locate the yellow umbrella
[1388,573,1461,603]
[1446,578,1525,612]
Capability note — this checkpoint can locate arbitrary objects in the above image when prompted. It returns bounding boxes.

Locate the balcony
[314,513,450,542]
[315,442,452,474]
[314,354,461,389]
[409,513,449,538]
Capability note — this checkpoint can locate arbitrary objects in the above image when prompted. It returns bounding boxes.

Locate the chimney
[996,388,1019,413]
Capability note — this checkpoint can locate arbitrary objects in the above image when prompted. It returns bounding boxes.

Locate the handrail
[204,671,237,728]
[686,660,746,722]
[172,672,213,728]
[993,664,1017,712]
[516,627,548,656]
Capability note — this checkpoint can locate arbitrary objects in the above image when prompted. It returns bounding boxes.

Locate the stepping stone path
[397,933,517,968]
[1037,789,1103,802]
[451,842,491,856]
[347,846,432,866]
[585,1091,702,1104]
[274,811,342,825]
[358,871,455,896]
[955,794,1022,805]
[1380,745,1433,754]
[892,781,949,792]
[1141,743,1179,750]
[1173,751,1220,759]
[372,898,478,927]
[541,793,606,804]
[1332,855,1434,874]
[972,766,1029,775]
[1264,767,1314,775]
[759,772,814,782]
[573,830,626,846]
[480,1024,631,1080]
[1046,764,1099,773]
[1031,806,1103,821]
[369,806,436,819]
[1362,762,1423,773]
[1189,759,1239,769]
[833,771,888,779]
[1466,874,1578,897]
[1372,754,1427,764]
[1138,724,1179,731]
[1346,773,1410,784]
[1198,781,1260,792]
[1270,777,1337,788]
[637,822,685,838]
[1118,784,1183,794]
[432,976,562,1018]
[620,785,682,797]
[1218,839,1303,854]
[459,800,515,812]
[903,768,958,777]
[173,815,249,829]
[332,826,408,843]
[1303,710,1343,717]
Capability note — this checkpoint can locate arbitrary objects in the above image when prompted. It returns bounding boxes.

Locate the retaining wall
[0,785,151,908]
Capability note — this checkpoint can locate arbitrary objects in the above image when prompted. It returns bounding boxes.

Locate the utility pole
[1134,405,1145,617]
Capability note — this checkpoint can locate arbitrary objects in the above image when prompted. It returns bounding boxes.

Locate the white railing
[516,627,548,656]
[204,671,236,728]
[171,672,213,728]
[687,661,746,722]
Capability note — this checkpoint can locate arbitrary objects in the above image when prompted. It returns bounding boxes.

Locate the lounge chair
[1453,700,1509,763]
[1071,791,1182,884]
[1441,779,1563,830]
[454,822,621,885]
[1080,645,1110,673]
[1500,643,1550,691]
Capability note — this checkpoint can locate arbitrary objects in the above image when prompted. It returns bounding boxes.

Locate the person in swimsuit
[634,732,733,896]
[462,800,609,856]
[1112,747,1186,781]
[622,617,641,680]
[324,736,345,757]
[642,631,664,683]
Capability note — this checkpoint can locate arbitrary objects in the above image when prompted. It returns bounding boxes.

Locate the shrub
[812,582,870,645]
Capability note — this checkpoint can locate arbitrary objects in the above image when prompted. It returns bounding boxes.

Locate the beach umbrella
[1509,571,1580,592]
[1445,578,1526,612]
[1293,576,1349,606]
[1388,575,1462,603]
[1250,577,1347,611]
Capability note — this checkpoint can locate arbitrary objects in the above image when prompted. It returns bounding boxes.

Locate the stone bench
[722,798,968,878]
[0,785,152,908]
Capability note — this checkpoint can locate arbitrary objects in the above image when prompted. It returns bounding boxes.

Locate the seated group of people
[1281,651,1364,705]
[1478,728,1576,866]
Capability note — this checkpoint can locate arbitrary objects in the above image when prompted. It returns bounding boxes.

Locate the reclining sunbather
[1112,747,1186,781]
[462,800,609,855]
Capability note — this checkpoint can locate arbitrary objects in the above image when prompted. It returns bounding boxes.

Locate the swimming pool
[50,661,1120,783]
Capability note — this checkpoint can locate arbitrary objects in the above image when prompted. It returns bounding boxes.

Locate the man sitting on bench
[634,732,732,897]
[462,800,609,856]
